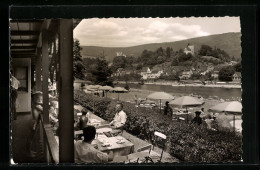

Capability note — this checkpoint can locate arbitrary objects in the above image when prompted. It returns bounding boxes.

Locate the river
[118,83,241,100]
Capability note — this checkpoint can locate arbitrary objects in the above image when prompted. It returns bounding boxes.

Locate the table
[92,134,134,157]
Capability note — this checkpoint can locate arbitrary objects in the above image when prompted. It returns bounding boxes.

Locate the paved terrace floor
[11,109,179,164]
[11,112,45,164]
[85,109,180,163]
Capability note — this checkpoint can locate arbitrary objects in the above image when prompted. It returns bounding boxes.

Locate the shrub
[74,90,242,162]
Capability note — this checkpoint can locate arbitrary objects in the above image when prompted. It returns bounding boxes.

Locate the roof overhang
[10,19,82,64]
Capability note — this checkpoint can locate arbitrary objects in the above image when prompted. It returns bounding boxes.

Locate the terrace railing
[39,115,59,163]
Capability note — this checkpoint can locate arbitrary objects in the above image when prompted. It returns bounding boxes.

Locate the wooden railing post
[58,19,74,163]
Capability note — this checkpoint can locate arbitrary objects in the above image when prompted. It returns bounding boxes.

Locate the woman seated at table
[78,109,90,130]
[75,126,113,163]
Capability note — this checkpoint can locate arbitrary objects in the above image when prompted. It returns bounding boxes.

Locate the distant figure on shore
[164,101,173,117]
[192,111,203,125]
[200,108,205,115]
[134,95,138,104]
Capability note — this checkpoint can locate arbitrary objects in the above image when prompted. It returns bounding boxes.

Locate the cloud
[74,19,213,47]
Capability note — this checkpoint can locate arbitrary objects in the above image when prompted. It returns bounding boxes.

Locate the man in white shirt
[74,126,113,163]
[109,103,127,129]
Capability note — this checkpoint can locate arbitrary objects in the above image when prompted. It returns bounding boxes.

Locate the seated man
[191,111,203,125]
[74,126,113,163]
[109,103,127,129]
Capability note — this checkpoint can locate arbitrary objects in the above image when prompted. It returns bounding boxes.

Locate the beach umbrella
[169,96,205,122]
[169,96,205,106]
[147,92,175,113]
[110,87,128,92]
[99,85,113,97]
[110,87,128,101]
[209,101,242,132]
[208,101,242,113]
[99,85,113,91]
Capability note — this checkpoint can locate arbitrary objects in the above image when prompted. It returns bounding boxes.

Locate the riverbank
[106,88,242,131]
[116,81,241,89]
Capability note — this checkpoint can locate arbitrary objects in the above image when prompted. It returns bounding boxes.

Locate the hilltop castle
[184,44,195,56]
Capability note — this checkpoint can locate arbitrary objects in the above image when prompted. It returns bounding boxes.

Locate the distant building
[211,71,219,79]
[116,52,127,57]
[140,67,151,76]
[184,44,195,56]
[228,61,238,66]
[140,67,164,80]
[232,72,241,82]
[180,70,193,80]
[113,68,124,77]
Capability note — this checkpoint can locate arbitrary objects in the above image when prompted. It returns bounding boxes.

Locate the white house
[233,72,241,82]
[180,70,193,80]
[211,71,219,79]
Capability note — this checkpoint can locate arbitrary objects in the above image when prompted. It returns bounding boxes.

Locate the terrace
[11,19,79,163]
[10,19,178,164]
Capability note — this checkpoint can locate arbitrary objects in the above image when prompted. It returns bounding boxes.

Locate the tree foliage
[91,58,113,86]
[233,62,242,72]
[218,66,235,81]
[73,39,85,80]
[198,44,231,62]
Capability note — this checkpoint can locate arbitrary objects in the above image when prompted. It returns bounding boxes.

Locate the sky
[74,17,240,47]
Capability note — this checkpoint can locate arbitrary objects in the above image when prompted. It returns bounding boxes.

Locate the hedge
[74,90,242,162]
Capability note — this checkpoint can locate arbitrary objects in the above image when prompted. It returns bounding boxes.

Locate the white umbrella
[209,101,242,132]
[110,87,128,101]
[209,101,242,113]
[99,85,113,91]
[110,87,128,92]
[169,96,205,107]
[99,85,113,97]
[169,96,205,122]
[147,92,175,113]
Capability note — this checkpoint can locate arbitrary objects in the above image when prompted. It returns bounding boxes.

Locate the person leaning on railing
[10,69,20,120]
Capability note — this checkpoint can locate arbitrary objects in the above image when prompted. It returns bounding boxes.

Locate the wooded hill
[81,32,241,62]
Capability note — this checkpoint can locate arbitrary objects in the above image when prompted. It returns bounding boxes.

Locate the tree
[179,53,192,62]
[136,64,143,70]
[166,47,172,58]
[190,72,201,80]
[112,56,126,70]
[171,57,179,66]
[91,58,113,86]
[73,39,85,80]
[233,62,242,72]
[198,45,213,56]
[218,66,235,81]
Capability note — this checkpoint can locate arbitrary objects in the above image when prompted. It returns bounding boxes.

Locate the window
[14,67,28,92]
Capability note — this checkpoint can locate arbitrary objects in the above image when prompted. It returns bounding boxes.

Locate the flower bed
[74,90,242,162]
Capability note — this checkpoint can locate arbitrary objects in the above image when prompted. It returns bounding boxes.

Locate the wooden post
[233,114,236,132]
[160,99,161,114]
[36,47,42,91]
[186,107,188,123]
[58,19,74,163]
[42,30,49,124]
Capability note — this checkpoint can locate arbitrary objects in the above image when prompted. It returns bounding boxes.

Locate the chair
[112,155,128,163]
[110,125,124,137]
[153,131,167,163]
[127,144,155,163]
